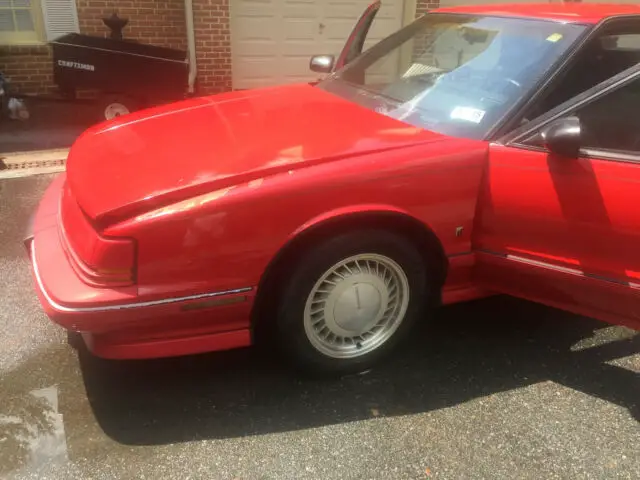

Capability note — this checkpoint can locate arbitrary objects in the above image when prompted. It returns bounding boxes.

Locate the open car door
[335,0,382,70]
[309,1,381,76]
[475,62,640,330]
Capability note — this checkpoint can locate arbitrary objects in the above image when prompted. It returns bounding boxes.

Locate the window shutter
[41,0,79,41]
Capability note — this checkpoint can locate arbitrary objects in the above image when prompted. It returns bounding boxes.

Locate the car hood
[67,84,446,224]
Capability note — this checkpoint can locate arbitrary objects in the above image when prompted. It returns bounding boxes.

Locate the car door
[309,1,381,81]
[334,1,382,71]
[474,63,640,330]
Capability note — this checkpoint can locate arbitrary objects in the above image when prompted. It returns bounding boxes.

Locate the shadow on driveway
[0,99,96,154]
[78,296,639,445]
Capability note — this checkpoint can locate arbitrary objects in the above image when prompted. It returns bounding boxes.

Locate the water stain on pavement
[0,386,68,475]
[0,344,77,476]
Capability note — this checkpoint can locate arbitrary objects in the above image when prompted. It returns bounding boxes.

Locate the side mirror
[309,54,335,74]
[541,116,582,157]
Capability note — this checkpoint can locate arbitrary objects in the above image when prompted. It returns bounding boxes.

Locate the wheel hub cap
[332,278,383,334]
[104,102,130,120]
[303,253,410,359]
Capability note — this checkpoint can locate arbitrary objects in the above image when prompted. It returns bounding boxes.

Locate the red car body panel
[437,2,640,24]
[27,3,640,359]
[68,85,444,225]
[474,144,640,331]
[31,83,489,358]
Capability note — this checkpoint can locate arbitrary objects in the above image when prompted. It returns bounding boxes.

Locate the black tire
[276,230,429,376]
[67,330,83,350]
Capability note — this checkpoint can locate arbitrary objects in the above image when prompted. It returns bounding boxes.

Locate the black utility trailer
[51,32,189,121]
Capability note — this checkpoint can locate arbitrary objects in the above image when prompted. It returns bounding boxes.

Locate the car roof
[432,3,640,25]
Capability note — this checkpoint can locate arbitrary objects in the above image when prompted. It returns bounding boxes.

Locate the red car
[27,2,640,375]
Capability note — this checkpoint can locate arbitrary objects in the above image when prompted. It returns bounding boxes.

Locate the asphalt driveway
[1,174,638,480]
[0,100,95,155]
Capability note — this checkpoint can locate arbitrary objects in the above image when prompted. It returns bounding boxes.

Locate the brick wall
[192,0,232,95]
[76,0,187,50]
[0,46,54,96]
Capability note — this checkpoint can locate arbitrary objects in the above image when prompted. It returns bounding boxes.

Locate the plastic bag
[7,97,29,121]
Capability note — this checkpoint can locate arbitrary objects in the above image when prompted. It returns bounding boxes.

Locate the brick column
[192,0,232,95]
[410,1,440,63]
[416,1,440,19]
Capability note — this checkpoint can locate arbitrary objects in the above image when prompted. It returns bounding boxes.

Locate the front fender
[288,203,414,240]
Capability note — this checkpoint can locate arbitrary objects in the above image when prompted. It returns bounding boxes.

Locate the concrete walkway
[0,148,68,179]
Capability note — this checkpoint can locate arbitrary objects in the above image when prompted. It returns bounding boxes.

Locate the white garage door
[230,0,405,90]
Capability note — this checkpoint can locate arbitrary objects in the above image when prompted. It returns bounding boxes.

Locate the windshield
[317,14,586,140]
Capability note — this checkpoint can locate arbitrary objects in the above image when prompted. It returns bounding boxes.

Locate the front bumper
[27,174,140,329]
[28,175,253,359]
[24,211,35,251]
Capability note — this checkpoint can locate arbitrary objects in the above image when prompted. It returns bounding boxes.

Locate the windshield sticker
[450,106,486,124]
[546,33,563,43]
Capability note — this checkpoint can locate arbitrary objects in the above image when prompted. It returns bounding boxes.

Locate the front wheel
[276,230,429,376]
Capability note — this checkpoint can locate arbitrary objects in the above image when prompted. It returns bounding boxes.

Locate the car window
[573,78,640,154]
[524,77,640,154]
[316,14,585,140]
[602,33,640,51]
[523,28,640,122]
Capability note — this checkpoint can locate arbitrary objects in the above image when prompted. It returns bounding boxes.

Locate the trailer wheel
[99,94,140,121]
